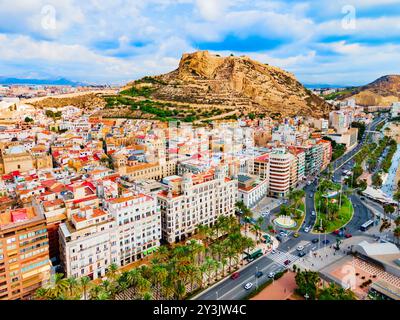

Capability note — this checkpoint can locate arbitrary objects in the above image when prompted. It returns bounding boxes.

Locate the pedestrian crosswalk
[268,250,299,266]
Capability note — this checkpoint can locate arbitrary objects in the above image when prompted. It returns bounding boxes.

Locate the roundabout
[273,215,297,229]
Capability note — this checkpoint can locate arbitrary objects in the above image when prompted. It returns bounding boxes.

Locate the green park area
[313,180,354,233]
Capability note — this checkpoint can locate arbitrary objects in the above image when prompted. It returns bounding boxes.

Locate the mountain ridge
[0,77,86,86]
[123,50,332,118]
[341,75,400,106]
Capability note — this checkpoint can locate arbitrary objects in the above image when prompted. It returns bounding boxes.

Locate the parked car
[345,233,352,238]
[322,240,330,245]
[333,230,340,235]
[268,272,275,278]
[293,232,299,238]
[271,249,277,254]
[231,272,240,280]
[311,238,319,244]
[304,227,310,233]
[276,235,282,242]
[311,211,316,216]
[255,271,264,278]
[244,282,253,290]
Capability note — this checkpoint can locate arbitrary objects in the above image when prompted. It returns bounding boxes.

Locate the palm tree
[136,277,152,299]
[241,206,254,236]
[197,224,211,247]
[34,287,49,300]
[250,224,261,244]
[126,268,142,297]
[150,265,168,299]
[199,264,208,289]
[225,247,236,273]
[383,204,395,223]
[48,273,69,299]
[393,191,400,216]
[214,215,228,239]
[155,245,169,263]
[186,264,201,293]
[394,227,400,244]
[95,291,110,300]
[80,276,91,300]
[203,257,217,286]
[66,277,79,299]
[105,263,119,281]
[220,257,228,278]
[143,291,153,300]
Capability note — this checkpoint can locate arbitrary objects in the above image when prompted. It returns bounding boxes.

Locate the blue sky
[0,0,400,85]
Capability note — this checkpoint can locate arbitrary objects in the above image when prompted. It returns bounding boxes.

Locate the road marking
[217,262,281,299]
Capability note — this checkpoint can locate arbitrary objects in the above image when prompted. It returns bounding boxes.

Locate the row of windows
[20,241,48,254]
[21,259,48,273]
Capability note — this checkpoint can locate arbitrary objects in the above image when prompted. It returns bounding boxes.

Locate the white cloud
[0,0,399,86]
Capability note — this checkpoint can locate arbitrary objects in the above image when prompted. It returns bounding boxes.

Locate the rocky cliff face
[124,51,331,118]
[343,75,400,106]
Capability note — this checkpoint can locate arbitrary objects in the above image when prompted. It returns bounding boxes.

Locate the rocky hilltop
[124,51,331,118]
[342,75,400,106]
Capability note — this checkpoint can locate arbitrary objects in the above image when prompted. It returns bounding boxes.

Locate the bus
[244,249,263,261]
[360,220,374,232]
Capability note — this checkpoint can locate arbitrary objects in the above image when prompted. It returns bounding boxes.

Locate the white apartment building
[157,167,237,243]
[329,111,351,134]
[271,124,300,146]
[237,174,268,208]
[105,192,161,266]
[391,102,400,118]
[59,207,119,280]
[268,148,295,197]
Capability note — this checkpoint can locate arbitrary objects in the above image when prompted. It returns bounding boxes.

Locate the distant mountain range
[0,77,86,86]
[304,84,353,89]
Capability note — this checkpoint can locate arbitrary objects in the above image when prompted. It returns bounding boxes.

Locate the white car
[268,272,275,278]
[261,211,270,217]
[244,282,253,290]
[304,227,310,233]
[297,245,304,251]
[271,249,277,254]
[311,211,316,216]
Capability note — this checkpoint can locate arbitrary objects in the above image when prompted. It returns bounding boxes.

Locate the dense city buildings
[4,92,380,300]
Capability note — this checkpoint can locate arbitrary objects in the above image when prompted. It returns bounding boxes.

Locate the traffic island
[312,190,354,234]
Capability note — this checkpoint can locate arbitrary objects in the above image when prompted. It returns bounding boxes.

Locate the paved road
[195,116,385,301]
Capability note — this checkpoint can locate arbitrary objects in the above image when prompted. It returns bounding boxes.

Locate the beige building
[59,207,119,280]
[157,167,237,243]
[105,192,161,266]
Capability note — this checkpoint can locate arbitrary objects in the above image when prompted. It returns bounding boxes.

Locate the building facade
[157,168,237,243]
[0,207,51,300]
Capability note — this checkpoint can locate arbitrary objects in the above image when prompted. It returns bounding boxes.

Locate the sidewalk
[251,271,297,300]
